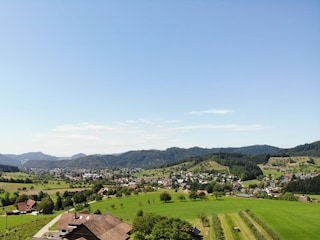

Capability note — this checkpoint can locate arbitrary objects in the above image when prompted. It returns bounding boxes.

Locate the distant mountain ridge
[277,141,320,157]
[0,154,21,167]
[1,152,87,167]
[5,152,58,163]
[2,141,319,170]
[22,144,281,169]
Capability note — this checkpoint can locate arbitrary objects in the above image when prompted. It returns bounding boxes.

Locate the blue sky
[0,1,319,156]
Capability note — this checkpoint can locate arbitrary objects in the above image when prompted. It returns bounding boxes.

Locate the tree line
[283,174,320,194]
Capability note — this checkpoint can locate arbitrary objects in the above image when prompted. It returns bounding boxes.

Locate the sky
[0,1,319,156]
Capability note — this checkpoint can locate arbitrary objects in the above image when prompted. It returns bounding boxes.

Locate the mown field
[86,191,320,240]
[0,172,91,201]
[0,190,319,239]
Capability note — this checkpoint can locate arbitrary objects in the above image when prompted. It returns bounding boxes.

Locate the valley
[0,141,319,239]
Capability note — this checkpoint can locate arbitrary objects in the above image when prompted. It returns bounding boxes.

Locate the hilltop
[21,145,280,169]
[1,141,319,170]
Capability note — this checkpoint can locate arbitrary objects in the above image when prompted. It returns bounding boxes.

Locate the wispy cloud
[52,122,113,132]
[163,120,181,124]
[189,109,234,115]
[32,118,265,156]
[166,124,264,132]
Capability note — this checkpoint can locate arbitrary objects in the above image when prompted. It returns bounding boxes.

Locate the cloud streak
[189,109,234,115]
[32,118,265,155]
[166,124,265,132]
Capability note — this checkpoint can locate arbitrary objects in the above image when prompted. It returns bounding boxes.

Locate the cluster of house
[113,171,237,190]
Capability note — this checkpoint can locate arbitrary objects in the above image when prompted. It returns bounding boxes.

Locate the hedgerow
[238,210,267,240]
[212,213,225,240]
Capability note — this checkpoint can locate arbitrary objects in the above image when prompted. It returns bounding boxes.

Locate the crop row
[212,213,225,240]
[245,209,280,240]
[238,210,267,240]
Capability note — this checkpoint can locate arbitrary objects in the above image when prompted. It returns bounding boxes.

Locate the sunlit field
[87,191,320,240]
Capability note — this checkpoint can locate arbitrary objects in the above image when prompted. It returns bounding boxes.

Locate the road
[33,213,63,238]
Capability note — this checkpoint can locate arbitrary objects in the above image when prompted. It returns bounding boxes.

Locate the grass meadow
[87,191,320,240]
[0,190,319,239]
[0,177,90,202]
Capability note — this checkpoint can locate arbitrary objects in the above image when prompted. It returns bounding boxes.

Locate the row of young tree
[238,210,267,240]
[160,191,222,203]
[0,177,33,183]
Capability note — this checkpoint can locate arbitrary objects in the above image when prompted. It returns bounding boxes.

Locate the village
[0,164,317,240]
[23,166,320,202]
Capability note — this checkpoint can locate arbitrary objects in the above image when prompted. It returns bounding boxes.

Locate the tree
[177,194,186,201]
[189,191,198,200]
[62,196,74,209]
[160,191,172,203]
[280,192,297,201]
[92,182,104,193]
[73,191,87,204]
[213,191,222,200]
[151,217,194,240]
[198,192,208,200]
[38,191,46,201]
[55,196,63,211]
[133,213,166,235]
[15,194,29,207]
[37,197,54,214]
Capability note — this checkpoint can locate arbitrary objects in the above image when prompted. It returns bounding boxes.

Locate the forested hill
[12,141,320,169]
[166,152,268,181]
[276,141,320,157]
[0,164,19,172]
[22,145,280,169]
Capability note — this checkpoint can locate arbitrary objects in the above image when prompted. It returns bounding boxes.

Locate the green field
[0,190,319,239]
[0,172,33,179]
[264,156,320,174]
[86,191,320,240]
[0,180,90,201]
[0,212,63,240]
[134,160,228,178]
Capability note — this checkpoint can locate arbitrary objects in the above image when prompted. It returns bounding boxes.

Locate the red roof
[17,199,36,212]
[57,213,99,232]
[64,213,131,240]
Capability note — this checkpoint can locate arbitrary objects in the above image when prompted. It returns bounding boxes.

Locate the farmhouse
[63,213,132,240]
[97,187,108,195]
[17,199,37,214]
[57,212,99,236]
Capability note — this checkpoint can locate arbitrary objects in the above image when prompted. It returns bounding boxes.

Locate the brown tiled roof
[97,188,107,195]
[17,199,36,212]
[57,213,99,231]
[83,213,131,240]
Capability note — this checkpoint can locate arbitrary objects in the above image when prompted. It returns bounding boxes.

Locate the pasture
[0,181,86,201]
[134,159,228,178]
[265,156,320,174]
[87,191,320,240]
[0,190,319,239]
